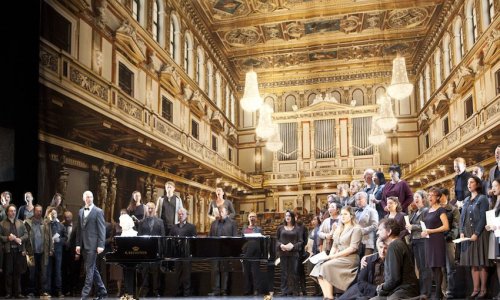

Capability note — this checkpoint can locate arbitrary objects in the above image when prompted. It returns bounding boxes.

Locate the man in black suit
[138,202,165,297]
[170,207,197,296]
[76,191,107,300]
[208,206,237,296]
[62,211,81,296]
[453,157,472,206]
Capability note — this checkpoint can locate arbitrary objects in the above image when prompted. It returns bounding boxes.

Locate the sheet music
[486,209,496,227]
[452,237,472,243]
[309,251,329,264]
[420,221,429,238]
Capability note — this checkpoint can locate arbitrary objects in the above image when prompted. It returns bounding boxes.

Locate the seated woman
[338,239,387,300]
[310,206,363,300]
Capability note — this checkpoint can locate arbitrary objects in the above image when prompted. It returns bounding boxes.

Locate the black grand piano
[105,236,276,296]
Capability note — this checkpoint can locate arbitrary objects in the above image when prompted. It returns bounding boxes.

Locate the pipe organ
[314,119,336,159]
[278,123,298,161]
[265,102,381,186]
[352,117,374,156]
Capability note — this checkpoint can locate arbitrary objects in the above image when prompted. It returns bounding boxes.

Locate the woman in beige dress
[310,206,362,299]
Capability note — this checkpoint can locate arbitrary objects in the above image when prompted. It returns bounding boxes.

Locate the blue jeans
[45,246,62,293]
[441,241,457,296]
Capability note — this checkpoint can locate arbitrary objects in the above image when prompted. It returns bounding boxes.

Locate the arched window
[307,93,316,105]
[225,85,230,117]
[419,76,425,109]
[184,32,194,78]
[375,87,386,102]
[169,13,181,64]
[488,0,495,25]
[207,61,214,100]
[434,50,442,88]
[332,91,342,103]
[453,18,464,65]
[132,0,146,27]
[285,95,296,112]
[481,0,495,27]
[215,71,222,108]
[152,1,159,41]
[425,64,431,101]
[442,33,452,78]
[466,0,479,50]
[230,93,235,123]
[132,0,140,22]
[196,47,205,89]
[352,89,364,106]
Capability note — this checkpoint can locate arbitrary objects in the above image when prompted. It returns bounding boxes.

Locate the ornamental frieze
[259,71,392,88]
[155,119,181,143]
[40,49,58,73]
[460,116,477,137]
[446,130,459,145]
[117,96,142,121]
[69,67,109,101]
[387,8,428,29]
[362,12,384,30]
[225,27,261,47]
[262,24,285,41]
[212,0,249,18]
[484,98,500,123]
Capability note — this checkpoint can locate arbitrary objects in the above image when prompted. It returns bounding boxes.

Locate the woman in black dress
[422,187,449,299]
[276,210,302,296]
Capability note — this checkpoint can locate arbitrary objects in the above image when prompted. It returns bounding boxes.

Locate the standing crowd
[0,145,499,299]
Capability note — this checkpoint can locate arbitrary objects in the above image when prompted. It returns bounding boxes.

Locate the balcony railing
[39,41,250,185]
[403,95,500,177]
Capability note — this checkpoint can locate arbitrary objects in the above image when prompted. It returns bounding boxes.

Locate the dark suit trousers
[243,260,261,294]
[174,261,192,296]
[82,249,107,298]
[4,250,24,296]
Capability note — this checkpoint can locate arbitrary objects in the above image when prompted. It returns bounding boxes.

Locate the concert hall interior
[2,0,500,298]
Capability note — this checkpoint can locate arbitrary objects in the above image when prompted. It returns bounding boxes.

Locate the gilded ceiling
[191,0,447,85]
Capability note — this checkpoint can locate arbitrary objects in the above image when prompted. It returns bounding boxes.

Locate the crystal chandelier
[376,94,398,131]
[266,124,283,152]
[368,116,386,145]
[256,103,275,139]
[387,54,414,100]
[240,69,263,112]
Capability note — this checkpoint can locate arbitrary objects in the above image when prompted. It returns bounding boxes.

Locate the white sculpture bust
[119,214,137,237]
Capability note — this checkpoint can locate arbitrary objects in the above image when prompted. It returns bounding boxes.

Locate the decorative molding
[484,29,500,65]
[115,20,147,64]
[187,90,206,117]
[40,49,58,73]
[259,71,393,89]
[69,66,109,101]
[434,92,449,115]
[454,65,474,93]
[210,111,224,133]
[117,95,142,121]
[160,63,183,95]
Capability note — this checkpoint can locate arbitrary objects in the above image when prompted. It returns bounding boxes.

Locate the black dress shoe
[94,295,107,300]
[4,295,12,299]
[15,295,27,299]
